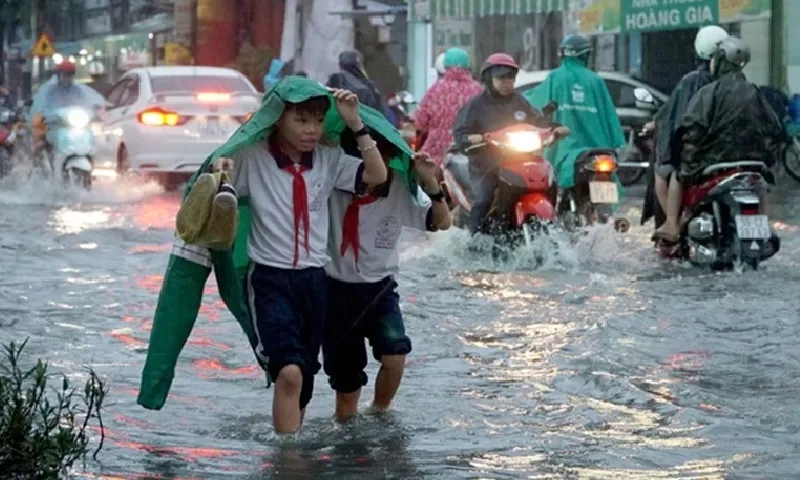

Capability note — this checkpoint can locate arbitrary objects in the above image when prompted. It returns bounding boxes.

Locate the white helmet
[88,60,105,76]
[694,25,728,60]
[435,53,446,75]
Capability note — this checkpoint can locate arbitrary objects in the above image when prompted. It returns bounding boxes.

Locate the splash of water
[0,167,164,206]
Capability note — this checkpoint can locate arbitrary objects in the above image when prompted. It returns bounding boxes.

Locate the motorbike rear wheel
[617,166,645,186]
[64,168,92,190]
[782,137,800,183]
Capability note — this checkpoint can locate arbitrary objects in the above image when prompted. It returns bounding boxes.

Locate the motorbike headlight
[505,131,542,153]
[67,110,91,129]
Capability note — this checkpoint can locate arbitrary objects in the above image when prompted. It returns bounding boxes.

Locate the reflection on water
[4,185,800,478]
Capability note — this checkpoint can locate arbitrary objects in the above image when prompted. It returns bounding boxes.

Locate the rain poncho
[30,76,105,119]
[137,76,416,410]
[641,64,714,225]
[414,68,483,162]
[327,51,384,113]
[524,57,626,189]
[679,69,784,182]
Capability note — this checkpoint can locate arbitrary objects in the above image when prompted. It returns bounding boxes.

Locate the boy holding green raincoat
[137,77,421,435]
[524,35,626,201]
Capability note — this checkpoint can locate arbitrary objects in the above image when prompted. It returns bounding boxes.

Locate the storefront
[576,0,772,92]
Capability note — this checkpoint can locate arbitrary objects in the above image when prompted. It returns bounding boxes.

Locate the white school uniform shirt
[230,141,364,270]
[326,174,433,284]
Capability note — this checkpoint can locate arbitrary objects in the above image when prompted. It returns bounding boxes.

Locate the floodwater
[1,174,800,480]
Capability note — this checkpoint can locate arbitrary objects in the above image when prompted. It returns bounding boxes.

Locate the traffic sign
[31,32,55,57]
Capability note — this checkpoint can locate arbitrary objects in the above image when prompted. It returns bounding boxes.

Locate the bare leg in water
[654,174,682,242]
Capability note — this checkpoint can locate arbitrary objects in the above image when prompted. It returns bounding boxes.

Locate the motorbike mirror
[24,99,33,107]
[396,90,414,104]
[634,87,657,111]
[542,101,558,117]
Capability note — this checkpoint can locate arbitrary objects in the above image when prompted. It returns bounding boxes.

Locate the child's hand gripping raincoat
[137,77,417,410]
[524,57,626,196]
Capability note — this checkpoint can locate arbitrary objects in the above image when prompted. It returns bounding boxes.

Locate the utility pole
[32,0,45,85]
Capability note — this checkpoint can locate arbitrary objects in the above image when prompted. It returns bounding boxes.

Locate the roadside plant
[0,338,108,479]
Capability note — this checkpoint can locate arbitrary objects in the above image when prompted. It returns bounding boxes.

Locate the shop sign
[621,0,717,33]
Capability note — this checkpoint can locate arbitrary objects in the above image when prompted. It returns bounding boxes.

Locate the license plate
[734,214,770,239]
[589,181,619,204]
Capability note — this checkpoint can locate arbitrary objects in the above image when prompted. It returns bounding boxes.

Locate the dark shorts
[245,263,327,409]
[322,276,412,394]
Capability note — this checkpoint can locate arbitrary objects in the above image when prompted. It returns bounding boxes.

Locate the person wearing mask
[452,53,569,235]
[413,48,482,165]
[642,25,729,231]
[654,36,784,246]
[525,34,625,197]
[326,50,384,113]
[86,61,113,98]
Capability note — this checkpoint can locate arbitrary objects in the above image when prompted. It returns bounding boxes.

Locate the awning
[423,0,567,20]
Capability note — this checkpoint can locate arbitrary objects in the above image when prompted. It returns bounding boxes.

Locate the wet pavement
[1,175,800,479]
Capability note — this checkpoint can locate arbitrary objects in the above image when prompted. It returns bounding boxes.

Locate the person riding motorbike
[30,60,105,156]
[524,34,625,198]
[643,25,729,230]
[653,37,785,245]
[86,60,113,98]
[452,52,569,235]
[327,50,384,113]
[414,48,483,165]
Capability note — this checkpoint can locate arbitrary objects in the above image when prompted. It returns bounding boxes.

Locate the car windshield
[150,75,254,94]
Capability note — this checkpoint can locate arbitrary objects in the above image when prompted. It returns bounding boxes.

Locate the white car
[94,66,261,188]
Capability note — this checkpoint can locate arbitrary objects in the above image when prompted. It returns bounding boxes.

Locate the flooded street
[2,177,800,480]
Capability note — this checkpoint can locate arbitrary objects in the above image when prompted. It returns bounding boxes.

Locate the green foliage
[0,339,108,479]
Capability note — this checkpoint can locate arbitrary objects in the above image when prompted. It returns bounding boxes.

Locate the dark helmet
[711,36,750,71]
[560,34,592,58]
[480,52,520,78]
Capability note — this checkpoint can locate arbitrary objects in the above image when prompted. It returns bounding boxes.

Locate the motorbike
[0,106,20,178]
[656,162,780,270]
[442,112,560,245]
[558,148,630,233]
[633,90,780,270]
[36,107,97,189]
[616,125,650,186]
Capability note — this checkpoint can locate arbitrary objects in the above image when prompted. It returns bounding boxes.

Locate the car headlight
[67,110,90,129]
[505,131,542,153]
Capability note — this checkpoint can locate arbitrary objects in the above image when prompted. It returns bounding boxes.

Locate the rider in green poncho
[137,76,417,434]
[524,35,626,195]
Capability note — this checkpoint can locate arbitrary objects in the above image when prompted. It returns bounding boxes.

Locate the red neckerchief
[269,138,313,267]
[340,194,380,271]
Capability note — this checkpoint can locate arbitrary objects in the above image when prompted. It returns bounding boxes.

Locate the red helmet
[55,61,76,74]
[481,53,520,76]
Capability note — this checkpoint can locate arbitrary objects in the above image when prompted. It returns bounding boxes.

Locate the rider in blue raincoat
[524,35,625,192]
[30,60,105,148]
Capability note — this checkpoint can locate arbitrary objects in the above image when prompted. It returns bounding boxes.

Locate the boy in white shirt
[213,89,387,434]
[324,137,452,420]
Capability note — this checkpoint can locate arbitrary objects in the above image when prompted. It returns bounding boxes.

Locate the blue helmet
[443,48,470,69]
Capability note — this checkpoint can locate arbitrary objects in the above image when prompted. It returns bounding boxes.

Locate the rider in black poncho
[641,25,728,228]
[653,36,785,244]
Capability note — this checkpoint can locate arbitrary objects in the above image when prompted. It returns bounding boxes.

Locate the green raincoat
[524,57,626,190]
[137,77,415,410]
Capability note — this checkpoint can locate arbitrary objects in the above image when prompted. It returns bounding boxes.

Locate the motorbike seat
[701,161,768,176]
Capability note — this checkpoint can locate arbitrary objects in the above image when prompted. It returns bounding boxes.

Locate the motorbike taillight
[0,127,11,145]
